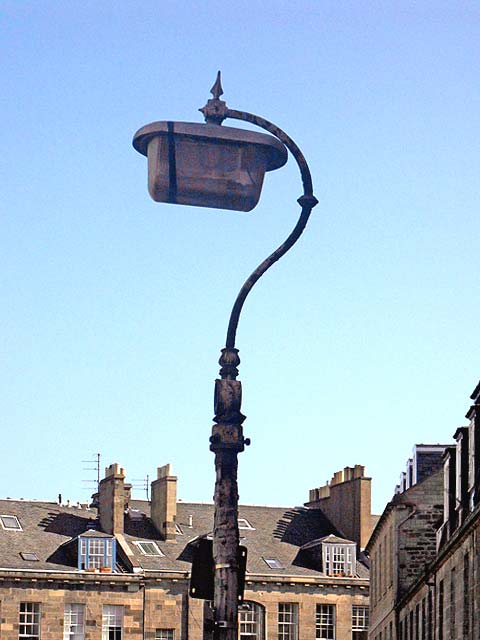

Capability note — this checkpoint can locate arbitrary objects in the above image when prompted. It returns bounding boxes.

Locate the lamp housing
[133,121,287,212]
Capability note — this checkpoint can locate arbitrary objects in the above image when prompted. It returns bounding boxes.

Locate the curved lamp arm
[223,108,318,349]
[201,72,318,365]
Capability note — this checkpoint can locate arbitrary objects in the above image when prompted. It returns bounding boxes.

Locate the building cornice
[0,567,369,590]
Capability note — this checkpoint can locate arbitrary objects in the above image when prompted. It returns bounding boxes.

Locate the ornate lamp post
[133,73,318,640]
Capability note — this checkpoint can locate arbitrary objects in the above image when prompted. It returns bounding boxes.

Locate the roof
[0,500,98,571]
[0,498,369,580]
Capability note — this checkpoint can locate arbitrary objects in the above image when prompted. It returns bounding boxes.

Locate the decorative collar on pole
[199,71,229,124]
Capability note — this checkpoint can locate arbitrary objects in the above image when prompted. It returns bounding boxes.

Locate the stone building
[0,464,373,640]
[366,380,480,640]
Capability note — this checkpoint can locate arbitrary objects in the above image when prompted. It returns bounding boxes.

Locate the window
[316,604,335,640]
[449,567,455,640]
[238,518,254,530]
[421,598,426,640]
[155,631,174,640]
[263,557,283,570]
[64,604,85,640]
[378,541,383,594]
[78,536,115,570]
[323,543,355,576]
[20,552,39,562]
[352,605,369,639]
[463,552,470,638]
[102,605,123,640]
[468,420,475,508]
[19,602,40,640]
[134,541,164,556]
[438,580,444,640]
[278,603,298,640]
[1,514,22,530]
[427,591,433,640]
[239,602,265,640]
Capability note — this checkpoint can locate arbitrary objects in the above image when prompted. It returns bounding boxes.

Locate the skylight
[20,552,39,561]
[263,557,283,569]
[0,515,22,531]
[238,518,254,530]
[134,541,164,556]
[127,509,144,521]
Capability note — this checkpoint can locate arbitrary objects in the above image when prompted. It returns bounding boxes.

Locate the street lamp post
[133,73,318,640]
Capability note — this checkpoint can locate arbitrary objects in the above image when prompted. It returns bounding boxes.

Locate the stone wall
[244,581,369,640]
[415,450,445,484]
[0,576,182,640]
[396,470,443,597]
[0,575,369,640]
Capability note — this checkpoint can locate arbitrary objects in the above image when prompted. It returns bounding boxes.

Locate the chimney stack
[306,464,372,549]
[98,463,126,535]
[151,464,177,542]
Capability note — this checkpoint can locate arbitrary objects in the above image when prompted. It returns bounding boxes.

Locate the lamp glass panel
[147,135,269,212]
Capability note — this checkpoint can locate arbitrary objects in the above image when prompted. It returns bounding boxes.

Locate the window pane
[264,557,283,569]
[102,605,123,640]
[64,604,85,640]
[136,541,163,556]
[316,604,335,640]
[155,631,174,640]
[239,602,265,640]
[278,603,298,640]
[80,537,115,570]
[19,602,40,640]
[324,544,356,576]
[352,606,369,631]
[1,514,22,530]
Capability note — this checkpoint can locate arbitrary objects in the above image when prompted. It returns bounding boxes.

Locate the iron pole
[202,73,318,640]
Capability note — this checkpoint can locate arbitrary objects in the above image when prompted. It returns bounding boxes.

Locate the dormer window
[238,518,254,530]
[78,535,116,571]
[298,534,356,576]
[321,537,356,576]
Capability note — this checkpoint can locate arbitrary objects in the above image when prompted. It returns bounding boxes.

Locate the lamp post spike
[200,70,228,124]
[211,71,223,99]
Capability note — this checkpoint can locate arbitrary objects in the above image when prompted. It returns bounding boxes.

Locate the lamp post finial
[211,71,224,100]
[200,70,227,124]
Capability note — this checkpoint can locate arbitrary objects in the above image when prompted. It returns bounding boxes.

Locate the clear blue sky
[1,2,479,514]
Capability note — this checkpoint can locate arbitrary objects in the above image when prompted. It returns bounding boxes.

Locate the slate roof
[0,498,369,579]
[0,499,97,571]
